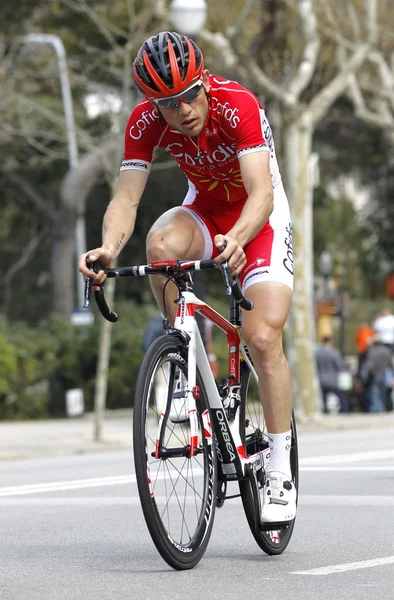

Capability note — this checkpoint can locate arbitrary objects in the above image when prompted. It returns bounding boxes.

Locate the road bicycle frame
[84,256,270,484]
[85,257,298,561]
[170,289,270,486]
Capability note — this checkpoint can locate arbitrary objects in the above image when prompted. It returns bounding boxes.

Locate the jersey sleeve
[121,102,163,174]
[228,90,273,160]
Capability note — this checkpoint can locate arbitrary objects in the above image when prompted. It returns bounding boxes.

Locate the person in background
[142,313,164,353]
[373,306,394,353]
[361,334,393,412]
[373,307,394,411]
[355,321,374,376]
[315,336,348,414]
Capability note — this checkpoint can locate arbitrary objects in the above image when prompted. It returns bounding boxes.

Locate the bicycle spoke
[134,338,217,567]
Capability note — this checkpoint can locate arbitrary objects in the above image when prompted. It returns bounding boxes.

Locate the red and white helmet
[133,31,204,99]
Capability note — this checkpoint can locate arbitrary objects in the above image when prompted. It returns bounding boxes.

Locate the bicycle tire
[238,358,299,555]
[133,335,217,570]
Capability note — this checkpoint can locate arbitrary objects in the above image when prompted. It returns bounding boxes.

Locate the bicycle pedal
[260,520,292,531]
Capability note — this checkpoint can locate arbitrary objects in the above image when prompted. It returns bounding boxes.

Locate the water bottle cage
[219,378,241,421]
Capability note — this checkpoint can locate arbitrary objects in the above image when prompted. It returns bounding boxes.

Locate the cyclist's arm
[102,169,148,257]
[214,151,273,273]
[78,169,148,281]
[227,150,273,246]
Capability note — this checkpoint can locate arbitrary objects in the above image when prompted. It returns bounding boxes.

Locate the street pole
[338,288,346,357]
[24,33,86,308]
[94,275,116,441]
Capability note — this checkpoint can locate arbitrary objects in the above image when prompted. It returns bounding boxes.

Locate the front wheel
[238,359,299,555]
[133,335,217,570]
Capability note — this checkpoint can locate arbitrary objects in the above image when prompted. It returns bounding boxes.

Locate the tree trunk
[51,206,77,318]
[284,114,321,418]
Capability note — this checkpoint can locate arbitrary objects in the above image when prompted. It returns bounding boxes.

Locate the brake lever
[83,256,95,308]
[219,242,232,295]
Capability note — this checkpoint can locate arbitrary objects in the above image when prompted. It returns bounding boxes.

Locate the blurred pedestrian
[355,321,374,376]
[361,334,393,413]
[373,306,394,352]
[142,313,164,352]
[315,336,349,414]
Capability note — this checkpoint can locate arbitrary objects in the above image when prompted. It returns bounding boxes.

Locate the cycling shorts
[179,181,294,293]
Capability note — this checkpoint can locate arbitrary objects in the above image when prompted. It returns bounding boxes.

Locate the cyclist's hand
[214,234,246,276]
[78,247,113,291]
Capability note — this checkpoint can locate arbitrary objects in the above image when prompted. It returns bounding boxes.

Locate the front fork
[154,328,200,459]
[185,330,199,456]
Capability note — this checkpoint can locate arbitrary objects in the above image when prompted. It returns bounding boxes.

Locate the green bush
[0,327,18,395]
[0,302,160,419]
[0,292,256,420]
[0,317,61,419]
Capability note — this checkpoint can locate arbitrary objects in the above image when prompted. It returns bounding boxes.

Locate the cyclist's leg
[146,206,217,423]
[241,281,293,436]
[240,182,293,439]
[239,183,296,521]
[146,206,214,323]
[242,281,296,522]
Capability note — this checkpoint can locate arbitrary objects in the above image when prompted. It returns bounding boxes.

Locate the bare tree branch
[347,74,394,128]
[2,170,56,220]
[152,0,167,21]
[200,29,297,107]
[199,30,241,72]
[60,138,118,214]
[366,0,378,46]
[226,0,258,41]
[127,0,136,36]
[12,93,99,154]
[61,0,128,55]
[369,50,394,112]
[2,228,48,316]
[288,0,320,99]
[308,43,370,127]
[346,1,362,43]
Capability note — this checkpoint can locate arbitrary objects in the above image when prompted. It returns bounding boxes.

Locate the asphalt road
[1,426,394,600]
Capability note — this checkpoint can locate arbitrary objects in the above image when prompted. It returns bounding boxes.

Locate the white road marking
[0,496,197,506]
[0,497,140,505]
[0,492,394,507]
[0,449,393,497]
[300,449,394,465]
[0,475,136,496]
[291,556,394,575]
[0,468,204,497]
[300,495,394,506]
[301,466,394,472]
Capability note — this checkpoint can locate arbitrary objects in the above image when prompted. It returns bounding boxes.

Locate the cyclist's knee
[244,323,284,364]
[147,226,183,260]
[146,211,204,260]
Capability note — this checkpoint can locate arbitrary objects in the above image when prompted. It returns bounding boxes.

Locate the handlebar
[83,257,254,322]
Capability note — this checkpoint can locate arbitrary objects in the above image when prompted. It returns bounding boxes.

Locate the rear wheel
[238,358,299,555]
[133,335,217,570]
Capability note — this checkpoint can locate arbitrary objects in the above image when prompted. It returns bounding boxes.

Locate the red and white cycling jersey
[121,74,293,291]
[122,74,281,205]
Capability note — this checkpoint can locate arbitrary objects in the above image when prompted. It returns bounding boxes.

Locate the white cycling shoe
[260,471,297,524]
[169,371,188,423]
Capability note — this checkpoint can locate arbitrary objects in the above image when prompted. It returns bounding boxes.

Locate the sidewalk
[0,410,393,461]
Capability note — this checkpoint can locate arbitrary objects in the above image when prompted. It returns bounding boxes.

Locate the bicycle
[84,256,298,570]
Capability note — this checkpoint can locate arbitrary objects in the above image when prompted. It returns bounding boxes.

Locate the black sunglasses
[153,79,204,109]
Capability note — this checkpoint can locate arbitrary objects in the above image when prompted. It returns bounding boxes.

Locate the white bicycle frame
[172,290,270,480]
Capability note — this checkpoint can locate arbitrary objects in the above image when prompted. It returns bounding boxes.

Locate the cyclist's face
[156,70,210,137]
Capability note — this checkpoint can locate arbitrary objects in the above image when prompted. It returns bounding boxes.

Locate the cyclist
[79,31,296,524]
